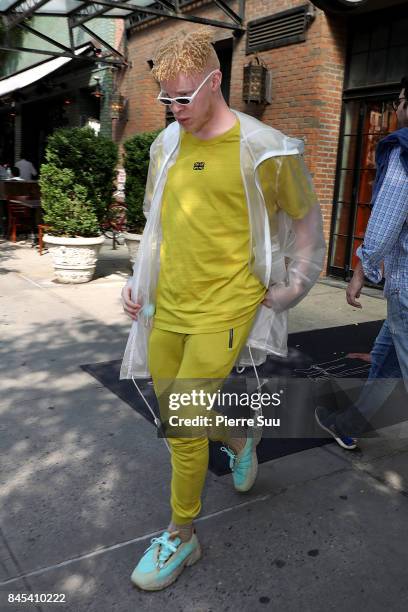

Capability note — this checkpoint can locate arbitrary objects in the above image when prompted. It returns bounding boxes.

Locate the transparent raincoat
[120,109,326,379]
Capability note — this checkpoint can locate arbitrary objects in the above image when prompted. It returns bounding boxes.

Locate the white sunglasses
[157,70,219,106]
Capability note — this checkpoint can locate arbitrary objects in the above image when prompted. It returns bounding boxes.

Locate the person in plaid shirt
[316,75,408,447]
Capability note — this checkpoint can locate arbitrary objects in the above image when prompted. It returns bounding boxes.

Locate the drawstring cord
[132,376,171,453]
[248,346,261,391]
[248,346,263,419]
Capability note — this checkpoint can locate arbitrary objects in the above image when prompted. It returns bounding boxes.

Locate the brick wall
[121,0,348,274]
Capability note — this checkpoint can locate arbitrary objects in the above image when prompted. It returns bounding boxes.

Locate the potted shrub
[39,126,118,283]
[122,129,160,264]
[39,165,104,283]
[44,126,118,225]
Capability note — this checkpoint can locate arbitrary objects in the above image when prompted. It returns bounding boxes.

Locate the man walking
[316,76,408,446]
[121,29,326,590]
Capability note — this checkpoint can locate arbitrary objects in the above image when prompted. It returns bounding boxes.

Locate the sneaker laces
[144,531,181,568]
[220,446,237,471]
[221,441,254,473]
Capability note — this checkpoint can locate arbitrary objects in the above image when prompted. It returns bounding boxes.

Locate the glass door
[329,97,398,278]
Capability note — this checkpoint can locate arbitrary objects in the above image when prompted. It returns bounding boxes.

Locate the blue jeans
[335,288,408,436]
[387,287,408,380]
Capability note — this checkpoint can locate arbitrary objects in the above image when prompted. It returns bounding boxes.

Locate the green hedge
[39,164,100,237]
[123,129,161,233]
[44,126,118,224]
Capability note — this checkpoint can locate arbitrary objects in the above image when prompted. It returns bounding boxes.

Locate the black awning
[0,1,245,66]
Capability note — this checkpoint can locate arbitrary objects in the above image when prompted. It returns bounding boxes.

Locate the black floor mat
[81,320,392,475]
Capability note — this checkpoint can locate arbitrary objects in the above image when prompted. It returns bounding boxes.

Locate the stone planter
[43,235,105,283]
[123,232,142,265]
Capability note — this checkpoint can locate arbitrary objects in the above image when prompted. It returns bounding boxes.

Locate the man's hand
[262,285,287,311]
[121,284,142,320]
[262,286,274,309]
[346,261,365,308]
[346,352,372,363]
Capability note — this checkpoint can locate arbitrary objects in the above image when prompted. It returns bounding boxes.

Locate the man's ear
[213,71,222,90]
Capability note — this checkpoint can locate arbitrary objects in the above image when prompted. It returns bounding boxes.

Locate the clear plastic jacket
[120,110,326,378]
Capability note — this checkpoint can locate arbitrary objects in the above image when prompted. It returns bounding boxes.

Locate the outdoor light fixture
[243,56,268,104]
[91,76,104,99]
[110,93,126,120]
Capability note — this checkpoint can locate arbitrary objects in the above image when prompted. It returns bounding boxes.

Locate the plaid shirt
[357,146,408,296]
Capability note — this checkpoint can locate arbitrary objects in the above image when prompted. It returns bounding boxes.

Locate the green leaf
[123,129,161,232]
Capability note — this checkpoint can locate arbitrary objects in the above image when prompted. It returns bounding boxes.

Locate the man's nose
[170,100,184,111]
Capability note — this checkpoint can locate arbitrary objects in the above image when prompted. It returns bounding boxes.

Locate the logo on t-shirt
[193,162,205,170]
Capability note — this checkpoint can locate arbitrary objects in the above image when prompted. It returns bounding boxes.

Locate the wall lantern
[9,101,16,118]
[110,93,123,119]
[91,76,104,99]
[110,93,128,121]
[243,57,268,104]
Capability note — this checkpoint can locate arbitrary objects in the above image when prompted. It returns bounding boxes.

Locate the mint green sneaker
[130,530,201,591]
[220,425,262,492]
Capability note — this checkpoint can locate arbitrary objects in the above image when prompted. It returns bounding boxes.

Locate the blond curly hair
[151,29,220,82]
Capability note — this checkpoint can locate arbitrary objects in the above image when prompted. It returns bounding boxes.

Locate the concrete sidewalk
[1,240,407,612]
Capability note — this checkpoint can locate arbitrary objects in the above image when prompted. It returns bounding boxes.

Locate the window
[347,15,408,89]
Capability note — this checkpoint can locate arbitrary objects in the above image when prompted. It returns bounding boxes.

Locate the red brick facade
[119,1,348,274]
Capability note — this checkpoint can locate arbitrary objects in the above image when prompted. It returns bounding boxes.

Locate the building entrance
[328,5,407,281]
[329,96,398,278]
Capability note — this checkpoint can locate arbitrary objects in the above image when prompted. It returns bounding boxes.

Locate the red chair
[7,197,32,243]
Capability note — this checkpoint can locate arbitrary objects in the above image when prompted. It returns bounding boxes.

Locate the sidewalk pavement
[1,239,407,612]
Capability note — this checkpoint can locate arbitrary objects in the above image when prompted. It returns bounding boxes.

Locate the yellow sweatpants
[148,315,257,525]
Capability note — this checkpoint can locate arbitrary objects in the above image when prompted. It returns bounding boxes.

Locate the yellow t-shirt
[153,119,316,334]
